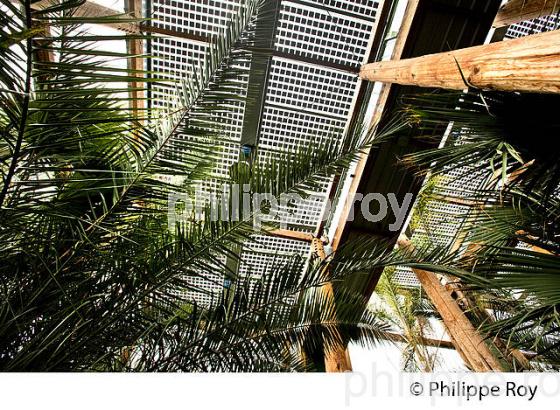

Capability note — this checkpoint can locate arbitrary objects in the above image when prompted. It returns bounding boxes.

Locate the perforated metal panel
[148,0,381,305]
[505,12,560,39]
[266,58,356,117]
[275,0,377,68]
[151,0,242,36]
[237,235,311,302]
[258,106,346,152]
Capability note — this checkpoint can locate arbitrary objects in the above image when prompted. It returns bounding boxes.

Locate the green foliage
[408,174,446,234]
[399,91,560,369]
[0,0,401,371]
[373,268,441,371]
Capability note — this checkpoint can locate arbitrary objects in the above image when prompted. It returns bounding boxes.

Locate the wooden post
[33,25,55,82]
[312,238,353,372]
[442,271,532,371]
[359,29,560,94]
[124,0,144,117]
[397,238,505,372]
[494,0,560,28]
[412,267,505,371]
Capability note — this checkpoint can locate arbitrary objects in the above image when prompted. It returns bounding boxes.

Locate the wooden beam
[32,0,212,43]
[34,25,55,77]
[397,237,505,372]
[306,0,393,372]
[429,199,534,370]
[268,229,316,243]
[494,0,560,27]
[141,25,210,43]
[32,0,141,33]
[383,331,455,349]
[33,0,148,117]
[324,346,353,372]
[331,0,421,251]
[359,29,560,94]
[413,268,505,371]
[442,272,532,371]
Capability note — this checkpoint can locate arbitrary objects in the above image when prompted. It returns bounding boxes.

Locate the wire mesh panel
[237,236,311,302]
[393,133,498,287]
[275,0,378,68]
[265,58,357,117]
[258,106,346,152]
[151,0,242,36]
[147,0,382,305]
[505,12,560,39]
[300,0,380,20]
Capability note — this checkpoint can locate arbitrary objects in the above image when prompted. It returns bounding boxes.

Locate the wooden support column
[124,0,144,116]
[323,0,420,370]
[312,238,353,372]
[397,238,505,372]
[494,0,560,27]
[359,29,560,94]
[33,0,147,117]
[412,267,504,371]
[33,26,55,81]
[442,272,532,371]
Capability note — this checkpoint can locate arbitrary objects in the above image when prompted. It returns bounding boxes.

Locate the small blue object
[241,145,253,156]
